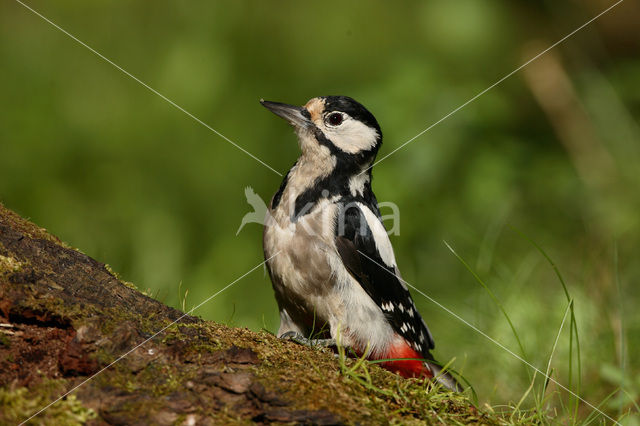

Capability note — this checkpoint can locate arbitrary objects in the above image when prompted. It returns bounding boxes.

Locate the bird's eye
[327,112,343,126]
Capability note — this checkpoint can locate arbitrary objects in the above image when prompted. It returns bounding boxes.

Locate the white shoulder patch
[348,174,369,197]
[356,202,397,268]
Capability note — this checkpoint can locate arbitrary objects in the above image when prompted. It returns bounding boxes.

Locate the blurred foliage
[1,0,639,421]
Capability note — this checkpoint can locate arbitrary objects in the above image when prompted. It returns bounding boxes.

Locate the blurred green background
[1,0,639,421]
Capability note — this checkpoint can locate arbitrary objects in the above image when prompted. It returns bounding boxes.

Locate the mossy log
[0,203,497,425]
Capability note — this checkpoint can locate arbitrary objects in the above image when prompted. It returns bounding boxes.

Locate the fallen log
[0,203,493,425]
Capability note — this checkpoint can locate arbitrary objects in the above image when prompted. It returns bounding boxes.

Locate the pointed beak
[260,99,312,128]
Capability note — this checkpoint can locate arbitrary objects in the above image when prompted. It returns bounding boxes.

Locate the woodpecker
[261,96,460,391]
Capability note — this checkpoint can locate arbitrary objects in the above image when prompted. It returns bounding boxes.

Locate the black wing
[335,200,435,356]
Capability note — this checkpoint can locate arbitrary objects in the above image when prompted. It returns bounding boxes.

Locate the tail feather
[427,362,463,392]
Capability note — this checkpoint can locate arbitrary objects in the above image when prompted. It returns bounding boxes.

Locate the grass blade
[444,241,529,363]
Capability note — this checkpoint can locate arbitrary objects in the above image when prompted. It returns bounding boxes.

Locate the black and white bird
[261,96,460,391]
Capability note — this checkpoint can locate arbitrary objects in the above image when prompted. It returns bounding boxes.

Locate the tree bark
[0,203,491,425]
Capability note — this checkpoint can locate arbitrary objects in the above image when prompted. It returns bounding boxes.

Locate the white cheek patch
[356,202,397,268]
[324,119,379,154]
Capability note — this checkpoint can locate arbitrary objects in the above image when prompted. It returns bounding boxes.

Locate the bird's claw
[280,331,337,348]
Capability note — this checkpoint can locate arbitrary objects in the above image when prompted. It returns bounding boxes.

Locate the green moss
[154,319,493,423]
[0,333,10,348]
[0,381,97,425]
[242,327,498,424]
[0,204,63,246]
[0,254,24,274]
[2,280,95,327]
[104,263,138,291]
[97,306,171,338]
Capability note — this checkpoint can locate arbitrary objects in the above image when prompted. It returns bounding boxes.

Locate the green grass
[443,231,635,425]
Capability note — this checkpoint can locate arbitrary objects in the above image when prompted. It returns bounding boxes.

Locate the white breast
[264,198,397,357]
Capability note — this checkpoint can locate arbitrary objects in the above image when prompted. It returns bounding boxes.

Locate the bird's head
[261,96,382,169]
